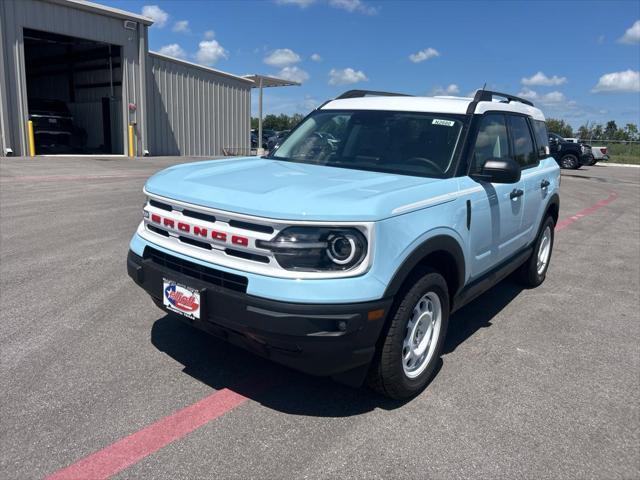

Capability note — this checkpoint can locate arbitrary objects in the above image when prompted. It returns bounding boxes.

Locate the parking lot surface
[1,156,639,479]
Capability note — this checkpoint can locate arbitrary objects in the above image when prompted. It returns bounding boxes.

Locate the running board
[451,247,532,313]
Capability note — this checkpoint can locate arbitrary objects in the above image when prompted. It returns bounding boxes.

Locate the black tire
[560,154,579,169]
[368,269,449,399]
[518,216,555,287]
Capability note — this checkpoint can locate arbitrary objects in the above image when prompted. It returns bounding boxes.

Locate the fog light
[338,321,347,332]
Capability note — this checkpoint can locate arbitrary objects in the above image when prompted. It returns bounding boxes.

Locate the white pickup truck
[590,145,609,163]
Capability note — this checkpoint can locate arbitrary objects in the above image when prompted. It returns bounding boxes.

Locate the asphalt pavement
[1,156,638,479]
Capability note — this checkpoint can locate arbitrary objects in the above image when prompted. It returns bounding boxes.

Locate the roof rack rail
[335,89,412,100]
[465,89,534,114]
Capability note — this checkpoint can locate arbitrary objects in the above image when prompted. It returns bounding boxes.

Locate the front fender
[383,233,466,298]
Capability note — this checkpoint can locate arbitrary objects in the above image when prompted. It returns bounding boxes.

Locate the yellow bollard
[128,124,135,157]
[27,120,36,157]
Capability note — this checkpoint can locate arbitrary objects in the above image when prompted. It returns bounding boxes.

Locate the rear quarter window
[532,120,549,159]
[508,115,538,168]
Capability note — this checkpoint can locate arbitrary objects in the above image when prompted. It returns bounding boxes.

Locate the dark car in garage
[28,98,86,154]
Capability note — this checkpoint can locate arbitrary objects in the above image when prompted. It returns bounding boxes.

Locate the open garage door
[23,29,123,155]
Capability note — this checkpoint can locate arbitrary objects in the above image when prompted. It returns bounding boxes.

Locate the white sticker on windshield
[432,119,455,126]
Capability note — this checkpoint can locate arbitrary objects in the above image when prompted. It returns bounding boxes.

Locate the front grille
[144,247,248,293]
[147,225,169,237]
[149,199,172,211]
[183,209,216,223]
[229,219,274,234]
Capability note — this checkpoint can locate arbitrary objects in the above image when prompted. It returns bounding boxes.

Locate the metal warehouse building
[0,0,260,157]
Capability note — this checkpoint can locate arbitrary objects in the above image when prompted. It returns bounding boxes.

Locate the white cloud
[196,40,228,65]
[328,68,368,85]
[203,30,215,39]
[264,48,301,67]
[328,0,378,15]
[409,48,440,63]
[142,5,168,28]
[275,0,316,7]
[517,87,568,104]
[172,20,190,33]
[158,43,187,59]
[310,53,322,62]
[521,71,567,86]
[276,66,310,83]
[592,70,640,93]
[618,20,640,44]
[430,84,460,96]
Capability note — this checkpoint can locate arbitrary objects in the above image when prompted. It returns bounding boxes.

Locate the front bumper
[127,250,392,384]
[580,153,594,166]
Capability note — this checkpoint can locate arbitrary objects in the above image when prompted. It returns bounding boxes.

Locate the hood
[144,157,446,221]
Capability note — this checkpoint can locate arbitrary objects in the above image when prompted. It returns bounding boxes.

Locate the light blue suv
[128,89,560,399]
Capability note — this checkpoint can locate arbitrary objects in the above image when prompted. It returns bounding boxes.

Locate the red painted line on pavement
[45,388,248,480]
[555,192,618,232]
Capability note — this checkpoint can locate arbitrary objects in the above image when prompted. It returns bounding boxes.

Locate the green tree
[624,123,638,141]
[546,118,573,138]
[577,125,591,141]
[604,120,618,140]
[251,113,306,132]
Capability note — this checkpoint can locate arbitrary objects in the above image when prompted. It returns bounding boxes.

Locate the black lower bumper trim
[127,250,392,384]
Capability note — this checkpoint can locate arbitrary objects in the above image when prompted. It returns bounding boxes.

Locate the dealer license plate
[162,278,201,320]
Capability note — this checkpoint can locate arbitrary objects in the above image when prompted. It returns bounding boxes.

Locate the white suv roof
[321,92,545,121]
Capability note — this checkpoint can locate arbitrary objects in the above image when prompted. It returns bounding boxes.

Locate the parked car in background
[266,130,290,151]
[28,98,86,154]
[590,145,609,164]
[548,132,592,169]
[251,132,266,150]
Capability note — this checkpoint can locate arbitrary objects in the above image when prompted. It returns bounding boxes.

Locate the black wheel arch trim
[544,192,560,221]
[383,235,465,299]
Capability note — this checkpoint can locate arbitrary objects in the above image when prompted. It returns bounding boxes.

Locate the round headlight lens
[327,233,357,265]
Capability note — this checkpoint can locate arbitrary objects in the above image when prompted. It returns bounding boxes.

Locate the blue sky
[105,0,640,127]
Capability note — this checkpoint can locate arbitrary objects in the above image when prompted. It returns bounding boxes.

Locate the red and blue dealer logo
[163,282,200,315]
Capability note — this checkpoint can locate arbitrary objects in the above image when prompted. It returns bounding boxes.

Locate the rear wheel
[560,154,579,169]
[518,216,555,287]
[368,269,449,399]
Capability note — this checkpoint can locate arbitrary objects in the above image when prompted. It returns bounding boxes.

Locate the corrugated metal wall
[0,0,147,156]
[147,52,251,156]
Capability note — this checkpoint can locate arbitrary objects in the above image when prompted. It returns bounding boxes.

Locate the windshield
[269,110,467,178]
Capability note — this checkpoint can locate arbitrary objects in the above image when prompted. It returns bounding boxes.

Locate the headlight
[256,227,368,272]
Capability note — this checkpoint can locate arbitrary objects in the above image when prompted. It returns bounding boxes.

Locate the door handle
[510,188,524,200]
[541,179,550,189]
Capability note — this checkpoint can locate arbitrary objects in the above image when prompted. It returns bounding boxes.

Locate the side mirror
[472,157,521,184]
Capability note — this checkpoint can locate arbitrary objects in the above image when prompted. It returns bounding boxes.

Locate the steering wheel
[405,157,443,173]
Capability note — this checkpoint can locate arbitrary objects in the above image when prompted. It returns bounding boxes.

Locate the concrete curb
[598,162,640,168]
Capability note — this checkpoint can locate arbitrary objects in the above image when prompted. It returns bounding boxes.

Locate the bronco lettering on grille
[148,213,247,246]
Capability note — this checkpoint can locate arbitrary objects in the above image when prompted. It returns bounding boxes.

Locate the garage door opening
[23,28,123,155]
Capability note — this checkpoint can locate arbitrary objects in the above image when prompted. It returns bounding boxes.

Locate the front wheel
[518,216,555,287]
[368,269,449,399]
[560,154,579,169]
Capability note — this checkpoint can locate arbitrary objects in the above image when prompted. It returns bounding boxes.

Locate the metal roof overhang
[243,75,300,89]
[243,75,300,154]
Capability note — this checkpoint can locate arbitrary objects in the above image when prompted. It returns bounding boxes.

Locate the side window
[508,115,537,168]
[470,113,509,174]
[532,120,549,158]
